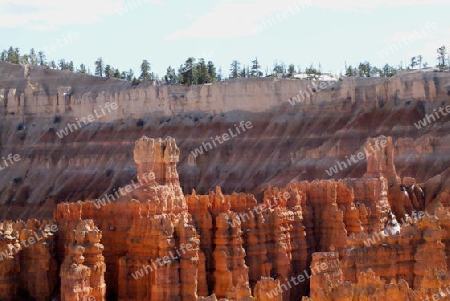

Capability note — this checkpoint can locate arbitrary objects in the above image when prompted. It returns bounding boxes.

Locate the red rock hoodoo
[2,130,448,300]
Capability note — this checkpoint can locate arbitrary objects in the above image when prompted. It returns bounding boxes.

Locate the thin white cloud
[381,23,450,55]
[381,23,441,43]
[0,0,140,30]
[164,0,449,40]
[164,0,312,40]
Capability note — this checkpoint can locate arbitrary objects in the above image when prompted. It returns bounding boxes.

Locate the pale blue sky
[1,0,449,78]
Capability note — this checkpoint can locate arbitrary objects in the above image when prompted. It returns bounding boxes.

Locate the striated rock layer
[0,129,449,300]
[1,63,450,221]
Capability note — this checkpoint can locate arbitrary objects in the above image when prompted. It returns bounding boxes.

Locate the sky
[0,0,449,78]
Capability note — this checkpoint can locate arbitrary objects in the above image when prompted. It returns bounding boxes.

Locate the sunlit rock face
[0,63,450,300]
[0,62,450,221]
[55,136,200,301]
[0,219,57,301]
[60,219,106,301]
[0,132,449,300]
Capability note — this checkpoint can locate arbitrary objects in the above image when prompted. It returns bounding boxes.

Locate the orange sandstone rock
[0,220,56,301]
[18,219,58,301]
[0,221,22,300]
[2,132,450,300]
[60,219,105,301]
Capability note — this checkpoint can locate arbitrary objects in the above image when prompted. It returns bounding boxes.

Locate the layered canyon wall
[0,63,450,300]
[0,133,449,300]
[0,63,449,220]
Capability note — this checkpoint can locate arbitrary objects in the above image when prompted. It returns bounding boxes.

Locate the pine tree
[181,57,195,85]
[58,59,68,70]
[382,64,396,77]
[206,61,216,82]
[371,66,381,77]
[288,64,295,77]
[272,61,283,75]
[230,60,241,78]
[126,69,134,81]
[68,61,74,71]
[139,60,152,81]
[13,47,20,64]
[240,66,246,78]
[105,64,112,78]
[305,64,319,79]
[281,62,286,74]
[7,46,15,63]
[345,65,355,76]
[217,67,223,81]
[165,66,177,83]
[29,48,37,65]
[38,51,46,66]
[196,58,209,84]
[250,57,262,77]
[95,57,104,77]
[417,55,423,69]
[177,65,185,84]
[410,57,417,69]
[437,45,447,69]
[357,62,372,77]
[113,68,121,78]
[78,64,87,73]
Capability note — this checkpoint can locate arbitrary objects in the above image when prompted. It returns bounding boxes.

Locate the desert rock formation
[0,131,449,300]
[0,64,450,300]
[0,62,450,220]
[0,219,57,301]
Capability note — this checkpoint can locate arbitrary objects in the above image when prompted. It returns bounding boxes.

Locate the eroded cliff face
[0,219,57,301]
[1,63,450,300]
[0,133,449,300]
[54,136,201,301]
[60,219,105,301]
[0,62,450,220]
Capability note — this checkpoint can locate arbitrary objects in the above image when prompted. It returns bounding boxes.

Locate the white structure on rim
[293,72,338,81]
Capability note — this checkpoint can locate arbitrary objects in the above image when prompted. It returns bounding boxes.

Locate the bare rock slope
[0,62,449,220]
